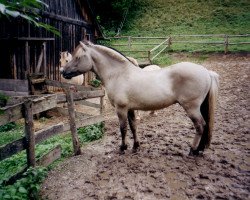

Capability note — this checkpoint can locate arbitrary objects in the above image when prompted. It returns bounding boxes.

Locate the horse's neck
[91,48,132,86]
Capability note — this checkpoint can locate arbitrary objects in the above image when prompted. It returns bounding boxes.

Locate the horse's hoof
[189,147,200,156]
[120,144,128,152]
[132,141,140,152]
[119,150,125,155]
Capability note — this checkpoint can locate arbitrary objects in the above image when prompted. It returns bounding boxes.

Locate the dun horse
[60,51,84,85]
[60,41,219,155]
[136,64,161,120]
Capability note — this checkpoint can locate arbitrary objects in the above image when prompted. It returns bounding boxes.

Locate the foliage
[0,122,17,133]
[96,0,250,36]
[90,79,102,88]
[0,0,59,36]
[0,122,104,189]
[0,167,47,200]
[78,123,104,142]
[125,0,250,36]
[95,0,133,34]
[0,92,9,107]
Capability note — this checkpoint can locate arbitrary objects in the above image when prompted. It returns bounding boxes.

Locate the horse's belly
[129,89,176,111]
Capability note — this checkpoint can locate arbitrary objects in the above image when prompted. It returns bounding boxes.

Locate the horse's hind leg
[184,106,206,156]
[128,110,139,152]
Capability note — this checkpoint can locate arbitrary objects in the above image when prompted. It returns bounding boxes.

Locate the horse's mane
[79,40,137,66]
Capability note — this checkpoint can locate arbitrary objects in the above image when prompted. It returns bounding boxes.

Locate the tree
[94,0,133,34]
[0,0,59,35]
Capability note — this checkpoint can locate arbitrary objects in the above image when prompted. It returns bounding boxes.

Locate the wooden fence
[0,80,105,184]
[104,34,250,65]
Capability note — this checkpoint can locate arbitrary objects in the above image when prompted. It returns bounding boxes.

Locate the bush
[0,167,47,200]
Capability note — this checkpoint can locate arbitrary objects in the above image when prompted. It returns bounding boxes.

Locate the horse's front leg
[116,107,128,154]
[128,110,139,152]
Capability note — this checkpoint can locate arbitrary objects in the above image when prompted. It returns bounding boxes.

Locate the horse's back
[168,62,211,104]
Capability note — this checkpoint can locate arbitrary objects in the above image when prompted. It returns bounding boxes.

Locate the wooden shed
[0,0,103,96]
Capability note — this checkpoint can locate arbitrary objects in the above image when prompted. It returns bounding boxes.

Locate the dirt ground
[40,53,249,200]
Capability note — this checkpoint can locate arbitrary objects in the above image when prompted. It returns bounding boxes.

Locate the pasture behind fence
[102,34,250,65]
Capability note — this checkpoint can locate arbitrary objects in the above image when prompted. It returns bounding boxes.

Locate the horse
[59,51,84,85]
[60,41,219,156]
[136,64,161,120]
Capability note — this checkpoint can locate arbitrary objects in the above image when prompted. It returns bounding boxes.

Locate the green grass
[100,0,250,60]
[0,122,104,182]
[121,0,250,36]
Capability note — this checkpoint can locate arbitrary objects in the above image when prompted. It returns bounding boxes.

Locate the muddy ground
[40,53,249,200]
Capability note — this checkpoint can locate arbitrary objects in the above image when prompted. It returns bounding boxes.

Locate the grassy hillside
[117,0,250,36]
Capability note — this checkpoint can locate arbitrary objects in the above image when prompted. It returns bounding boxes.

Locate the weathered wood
[0,137,26,161]
[56,89,105,103]
[36,145,61,167]
[66,89,81,155]
[40,11,91,28]
[76,115,104,129]
[0,114,104,161]
[23,100,36,167]
[36,48,44,73]
[45,79,93,91]
[0,90,29,97]
[35,123,64,144]
[0,79,29,92]
[0,94,57,126]
[77,100,101,109]
[25,41,30,79]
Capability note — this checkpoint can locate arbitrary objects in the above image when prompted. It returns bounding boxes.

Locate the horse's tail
[198,71,219,151]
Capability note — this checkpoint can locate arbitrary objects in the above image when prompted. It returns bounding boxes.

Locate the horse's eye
[66,60,69,63]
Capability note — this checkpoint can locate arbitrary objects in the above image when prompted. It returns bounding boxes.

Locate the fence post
[168,36,172,48]
[224,35,229,54]
[148,50,152,64]
[128,36,131,50]
[66,88,82,155]
[23,100,36,167]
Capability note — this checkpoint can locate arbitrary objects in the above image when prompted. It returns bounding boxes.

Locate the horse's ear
[79,41,87,51]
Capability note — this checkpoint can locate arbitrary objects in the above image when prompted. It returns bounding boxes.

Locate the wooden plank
[23,100,36,167]
[0,90,29,97]
[0,79,29,92]
[0,137,26,161]
[41,11,91,28]
[35,123,64,144]
[0,102,23,126]
[32,94,57,115]
[35,49,44,73]
[0,94,57,126]
[173,41,224,44]
[36,145,61,167]
[76,115,104,129]
[56,90,105,103]
[66,89,81,155]
[77,100,101,109]
[150,38,169,52]
[45,79,93,91]
[0,115,104,161]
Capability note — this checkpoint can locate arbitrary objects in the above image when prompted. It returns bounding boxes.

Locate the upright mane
[74,40,137,66]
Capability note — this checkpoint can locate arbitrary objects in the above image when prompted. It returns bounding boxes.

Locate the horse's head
[60,41,93,79]
[59,51,72,67]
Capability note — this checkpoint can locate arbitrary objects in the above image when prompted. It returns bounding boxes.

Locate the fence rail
[0,79,105,184]
[104,34,250,65]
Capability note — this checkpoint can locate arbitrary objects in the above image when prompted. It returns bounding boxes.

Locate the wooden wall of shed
[0,0,97,81]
